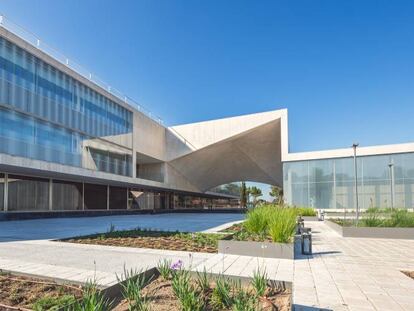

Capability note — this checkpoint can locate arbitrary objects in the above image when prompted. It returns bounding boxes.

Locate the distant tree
[240,182,248,208]
[210,183,241,196]
[249,186,262,207]
[269,185,284,205]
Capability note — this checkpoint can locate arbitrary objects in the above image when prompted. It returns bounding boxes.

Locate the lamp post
[388,162,394,209]
[352,143,359,225]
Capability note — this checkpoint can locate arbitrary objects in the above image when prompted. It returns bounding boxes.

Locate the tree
[269,185,284,205]
[240,182,248,208]
[248,186,262,207]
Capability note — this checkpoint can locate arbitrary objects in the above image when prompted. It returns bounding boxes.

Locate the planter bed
[0,271,83,310]
[219,224,301,259]
[325,220,414,239]
[62,228,224,253]
[301,216,319,222]
[218,237,300,259]
[111,267,292,311]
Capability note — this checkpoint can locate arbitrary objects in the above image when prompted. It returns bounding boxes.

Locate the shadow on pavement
[294,305,332,311]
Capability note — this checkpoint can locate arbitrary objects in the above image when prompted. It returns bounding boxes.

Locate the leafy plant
[295,207,317,217]
[243,206,272,236]
[210,276,232,310]
[232,286,256,311]
[66,280,112,311]
[171,270,203,311]
[251,268,268,297]
[389,209,414,227]
[196,268,210,293]
[117,268,150,311]
[268,208,297,243]
[362,208,383,227]
[157,259,172,280]
[32,294,76,311]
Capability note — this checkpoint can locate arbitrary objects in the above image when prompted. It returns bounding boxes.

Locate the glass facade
[8,174,49,211]
[283,152,414,209]
[52,180,83,211]
[0,36,133,176]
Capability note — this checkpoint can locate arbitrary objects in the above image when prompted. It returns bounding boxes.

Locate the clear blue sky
[2,1,414,199]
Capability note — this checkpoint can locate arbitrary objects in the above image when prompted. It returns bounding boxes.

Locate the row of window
[0,108,132,176]
[0,173,240,212]
[0,36,133,139]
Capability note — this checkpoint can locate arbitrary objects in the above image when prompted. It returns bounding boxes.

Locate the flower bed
[0,272,82,310]
[63,227,223,253]
[111,260,291,311]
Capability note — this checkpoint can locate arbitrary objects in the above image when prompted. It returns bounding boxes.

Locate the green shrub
[251,268,267,297]
[157,259,172,280]
[117,268,150,311]
[232,281,256,311]
[268,208,297,243]
[295,207,317,217]
[389,209,414,227]
[196,268,210,293]
[362,209,383,227]
[67,281,112,311]
[210,277,232,310]
[171,270,204,311]
[243,206,272,236]
[32,294,76,311]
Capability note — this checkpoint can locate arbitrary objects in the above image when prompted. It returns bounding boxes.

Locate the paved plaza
[0,214,413,310]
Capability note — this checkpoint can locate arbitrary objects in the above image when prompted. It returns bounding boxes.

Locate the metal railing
[0,14,164,125]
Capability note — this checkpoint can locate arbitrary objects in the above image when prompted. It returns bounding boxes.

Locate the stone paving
[294,221,414,311]
[0,214,413,310]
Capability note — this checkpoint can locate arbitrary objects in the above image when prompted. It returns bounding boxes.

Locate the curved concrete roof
[168,109,287,191]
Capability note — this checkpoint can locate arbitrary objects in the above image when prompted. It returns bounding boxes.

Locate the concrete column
[82,182,85,210]
[49,179,53,211]
[126,187,130,210]
[107,185,110,210]
[3,173,8,211]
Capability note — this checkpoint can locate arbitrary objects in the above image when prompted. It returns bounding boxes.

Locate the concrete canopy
[168,109,288,192]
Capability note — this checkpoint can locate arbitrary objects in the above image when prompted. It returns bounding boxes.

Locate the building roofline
[283,141,414,162]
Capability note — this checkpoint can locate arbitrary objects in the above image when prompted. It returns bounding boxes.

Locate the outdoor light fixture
[352,143,359,225]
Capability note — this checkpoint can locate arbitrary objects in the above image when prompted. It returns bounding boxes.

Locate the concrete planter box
[302,216,319,222]
[325,220,414,239]
[218,237,300,259]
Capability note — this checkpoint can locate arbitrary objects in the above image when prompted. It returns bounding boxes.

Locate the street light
[352,143,359,225]
[388,162,395,209]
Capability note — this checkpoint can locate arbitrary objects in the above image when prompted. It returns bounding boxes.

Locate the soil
[0,273,82,310]
[221,224,275,243]
[112,275,291,311]
[402,271,414,280]
[65,231,221,253]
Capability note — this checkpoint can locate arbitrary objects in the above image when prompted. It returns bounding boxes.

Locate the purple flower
[170,259,183,270]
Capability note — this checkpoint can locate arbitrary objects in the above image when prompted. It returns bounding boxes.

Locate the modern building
[0,17,413,217]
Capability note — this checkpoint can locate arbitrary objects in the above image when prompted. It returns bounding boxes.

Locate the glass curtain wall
[84,184,107,210]
[0,36,133,176]
[283,152,414,209]
[7,174,49,211]
[52,180,83,210]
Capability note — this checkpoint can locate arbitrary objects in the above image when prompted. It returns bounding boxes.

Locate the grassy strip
[332,208,414,227]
